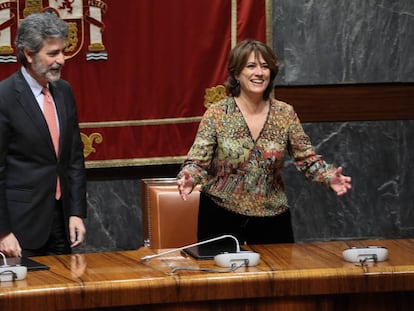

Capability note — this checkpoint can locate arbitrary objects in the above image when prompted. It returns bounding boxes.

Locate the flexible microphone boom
[140,234,240,262]
[140,234,260,267]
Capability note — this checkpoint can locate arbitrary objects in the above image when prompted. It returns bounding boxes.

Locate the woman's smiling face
[236,51,270,96]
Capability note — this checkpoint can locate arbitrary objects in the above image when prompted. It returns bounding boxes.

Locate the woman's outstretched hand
[330,166,352,196]
[177,169,194,200]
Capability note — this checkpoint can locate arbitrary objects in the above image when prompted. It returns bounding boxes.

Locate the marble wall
[78,0,414,253]
[288,120,414,242]
[273,0,414,84]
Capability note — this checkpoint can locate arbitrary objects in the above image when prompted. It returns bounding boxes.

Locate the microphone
[140,235,260,267]
[140,234,240,262]
[0,252,27,282]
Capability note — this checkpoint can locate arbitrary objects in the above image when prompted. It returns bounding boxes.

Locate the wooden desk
[1,239,414,311]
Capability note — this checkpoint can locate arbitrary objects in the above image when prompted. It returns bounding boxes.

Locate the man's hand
[0,232,22,257]
[69,216,86,248]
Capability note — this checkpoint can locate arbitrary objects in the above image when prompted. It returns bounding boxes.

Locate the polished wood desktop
[1,239,414,311]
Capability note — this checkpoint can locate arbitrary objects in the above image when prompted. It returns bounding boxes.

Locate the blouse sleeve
[177,104,220,187]
[287,106,336,186]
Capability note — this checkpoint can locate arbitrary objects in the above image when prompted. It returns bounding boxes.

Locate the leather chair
[141,178,200,249]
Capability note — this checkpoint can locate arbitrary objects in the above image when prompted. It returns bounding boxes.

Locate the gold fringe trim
[231,0,237,48]
[79,116,202,129]
[85,156,187,168]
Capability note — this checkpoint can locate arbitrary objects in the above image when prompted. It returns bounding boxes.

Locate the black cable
[170,260,249,274]
[357,255,379,273]
[0,270,18,281]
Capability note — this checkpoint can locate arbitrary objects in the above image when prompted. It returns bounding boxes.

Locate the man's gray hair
[15,12,68,67]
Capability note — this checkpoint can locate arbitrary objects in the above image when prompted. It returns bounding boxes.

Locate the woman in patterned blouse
[177,40,351,245]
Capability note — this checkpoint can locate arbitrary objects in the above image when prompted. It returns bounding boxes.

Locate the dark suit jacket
[0,69,86,249]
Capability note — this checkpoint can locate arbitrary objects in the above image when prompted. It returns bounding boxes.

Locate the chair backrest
[141,178,200,249]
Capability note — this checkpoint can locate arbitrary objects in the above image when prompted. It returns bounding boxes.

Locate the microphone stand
[0,252,9,267]
[140,234,240,262]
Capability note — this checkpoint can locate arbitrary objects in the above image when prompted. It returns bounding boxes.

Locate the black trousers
[22,200,71,257]
[197,192,295,245]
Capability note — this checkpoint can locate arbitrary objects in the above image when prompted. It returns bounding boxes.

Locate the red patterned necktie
[42,87,61,200]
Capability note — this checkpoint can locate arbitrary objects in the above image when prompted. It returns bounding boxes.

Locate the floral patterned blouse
[178,97,336,217]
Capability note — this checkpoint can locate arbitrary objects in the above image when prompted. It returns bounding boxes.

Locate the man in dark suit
[0,12,87,258]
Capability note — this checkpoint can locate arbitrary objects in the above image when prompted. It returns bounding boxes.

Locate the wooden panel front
[1,239,414,310]
[274,83,414,122]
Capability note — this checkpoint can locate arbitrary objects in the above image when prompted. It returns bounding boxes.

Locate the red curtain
[0,0,268,167]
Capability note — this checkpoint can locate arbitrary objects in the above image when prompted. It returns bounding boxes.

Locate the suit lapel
[49,83,67,158]
[14,71,57,157]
